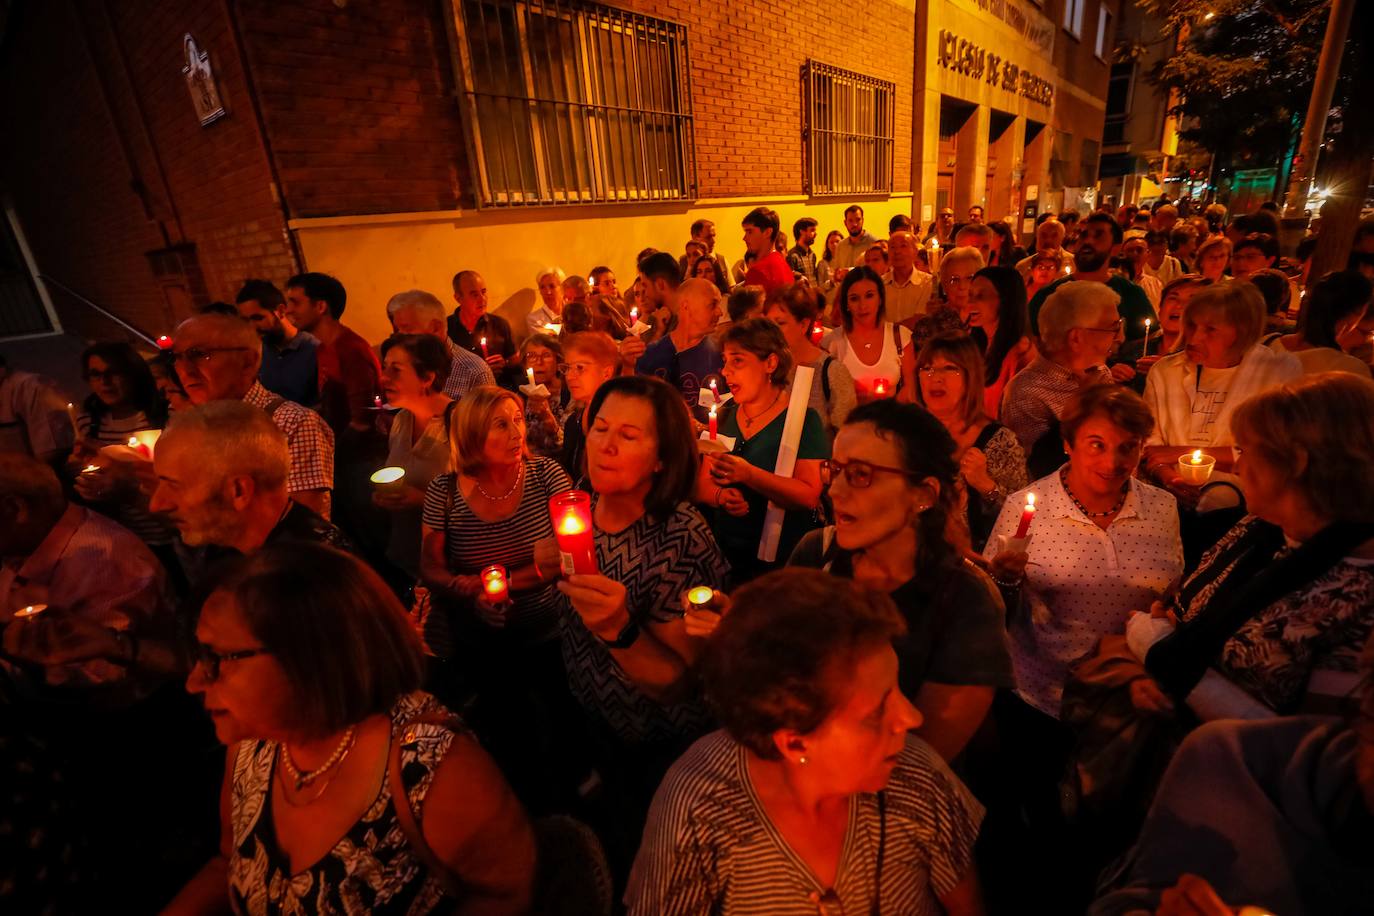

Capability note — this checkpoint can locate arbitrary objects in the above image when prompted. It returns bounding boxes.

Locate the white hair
[163,400,289,491]
[535,266,567,285]
[1039,281,1121,352]
[385,289,447,322]
[938,246,986,276]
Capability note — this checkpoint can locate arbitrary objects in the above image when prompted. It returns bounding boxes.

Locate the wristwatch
[598,618,641,650]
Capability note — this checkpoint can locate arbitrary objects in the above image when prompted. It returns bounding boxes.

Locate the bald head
[674,278,723,339]
[1036,218,1065,251]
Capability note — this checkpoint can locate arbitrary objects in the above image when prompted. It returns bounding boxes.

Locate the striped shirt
[558,500,727,746]
[242,381,335,518]
[421,457,572,639]
[77,409,175,546]
[625,731,984,916]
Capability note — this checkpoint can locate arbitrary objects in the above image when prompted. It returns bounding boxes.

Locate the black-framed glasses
[820,458,915,489]
[918,364,964,378]
[194,643,267,681]
[1078,318,1124,336]
[168,346,252,365]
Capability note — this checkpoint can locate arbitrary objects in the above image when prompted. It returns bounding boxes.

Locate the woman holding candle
[536,374,727,874]
[909,333,1029,551]
[824,265,911,402]
[764,284,857,441]
[1142,282,1301,491]
[525,266,566,336]
[166,543,535,914]
[374,334,453,582]
[701,319,827,584]
[787,401,1014,761]
[518,333,575,459]
[626,569,985,915]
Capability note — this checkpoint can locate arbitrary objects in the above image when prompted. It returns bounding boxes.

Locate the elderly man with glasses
[169,313,334,519]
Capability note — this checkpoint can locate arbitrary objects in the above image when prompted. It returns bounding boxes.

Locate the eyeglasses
[1077,318,1124,336]
[525,350,557,363]
[194,643,267,681]
[918,365,964,378]
[169,346,252,365]
[558,361,598,376]
[942,275,974,286]
[820,458,915,489]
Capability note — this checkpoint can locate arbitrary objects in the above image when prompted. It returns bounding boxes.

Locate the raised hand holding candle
[1014,492,1036,539]
[708,403,718,440]
[480,336,489,358]
[480,565,511,605]
[549,491,597,576]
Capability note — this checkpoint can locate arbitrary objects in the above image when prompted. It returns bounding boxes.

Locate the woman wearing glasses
[518,333,575,459]
[626,569,985,915]
[699,318,827,584]
[555,331,620,481]
[168,543,535,914]
[1141,282,1300,492]
[908,333,1029,552]
[789,400,1013,762]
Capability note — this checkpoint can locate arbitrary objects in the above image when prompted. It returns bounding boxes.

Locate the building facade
[1,0,1113,346]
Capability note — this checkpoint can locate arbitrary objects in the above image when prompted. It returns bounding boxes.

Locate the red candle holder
[549,490,597,576]
[872,377,891,397]
[156,335,174,350]
[480,564,510,605]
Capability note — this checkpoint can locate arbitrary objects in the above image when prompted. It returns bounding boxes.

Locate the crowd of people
[2,197,1374,915]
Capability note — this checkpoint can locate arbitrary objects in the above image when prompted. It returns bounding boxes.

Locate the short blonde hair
[448,385,528,476]
[1039,281,1121,352]
[1183,281,1265,354]
[1231,372,1374,523]
[1194,235,1232,266]
[939,246,985,278]
[914,333,986,426]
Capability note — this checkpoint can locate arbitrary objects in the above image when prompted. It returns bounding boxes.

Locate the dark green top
[1028,274,1158,341]
[710,400,828,581]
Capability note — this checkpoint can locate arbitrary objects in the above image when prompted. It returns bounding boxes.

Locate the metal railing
[803,60,895,197]
[37,274,159,347]
[452,0,695,207]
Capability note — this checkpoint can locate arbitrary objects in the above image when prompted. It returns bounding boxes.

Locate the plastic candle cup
[12,604,48,620]
[809,321,824,345]
[480,565,510,605]
[370,466,406,493]
[1014,493,1036,539]
[1178,449,1216,485]
[686,586,715,609]
[156,335,174,350]
[549,491,598,576]
[130,428,160,458]
[630,307,639,323]
[873,378,890,398]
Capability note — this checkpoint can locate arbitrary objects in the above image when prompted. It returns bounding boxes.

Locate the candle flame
[1026,492,1036,509]
[128,437,139,448]
[709,403,717,419]
[687,586,714,606]
[557,513,586,536]
[1191,449,1203,464]
[930,239,939,251]
[484,576,506,594]
[480,336,487,346]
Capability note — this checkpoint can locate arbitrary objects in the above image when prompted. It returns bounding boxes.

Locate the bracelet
[598,618,641,650]
[991,574,1024,590]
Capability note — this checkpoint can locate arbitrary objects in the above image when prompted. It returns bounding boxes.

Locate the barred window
[452,1,695,207]
[802,61,895,197]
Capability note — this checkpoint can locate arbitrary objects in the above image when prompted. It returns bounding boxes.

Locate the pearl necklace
[279,725,357,791]
[1059,466,1127,519]
[474,462,524,501]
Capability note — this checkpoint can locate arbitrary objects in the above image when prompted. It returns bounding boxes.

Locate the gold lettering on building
[936,30,1053,106]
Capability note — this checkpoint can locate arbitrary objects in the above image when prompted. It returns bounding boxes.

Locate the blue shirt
[635,334,723,419]
[258,331,320,407]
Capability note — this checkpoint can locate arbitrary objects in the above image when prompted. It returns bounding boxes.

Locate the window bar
[499,2,535,203]
[534,0,572,202]
[516,4,554,203]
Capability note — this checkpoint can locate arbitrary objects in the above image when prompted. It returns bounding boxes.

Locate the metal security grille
[453,0,695,207]
[802,61,895,197]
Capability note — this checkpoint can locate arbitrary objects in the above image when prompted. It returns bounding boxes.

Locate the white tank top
[834,322,908,398]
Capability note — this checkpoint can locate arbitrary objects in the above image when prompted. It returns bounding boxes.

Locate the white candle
[1143,318,1152,357]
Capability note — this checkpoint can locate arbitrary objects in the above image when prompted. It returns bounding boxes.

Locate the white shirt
[1134,273,1163,310]
[984,472,1184,718]
[1142,344,1302,447]
[1143,255,1183,287]
[1264,338,1372,378]
[882,269,934,323]
[825,322,910,400]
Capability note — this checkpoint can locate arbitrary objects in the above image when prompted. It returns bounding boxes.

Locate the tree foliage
[1122,0,1332,173]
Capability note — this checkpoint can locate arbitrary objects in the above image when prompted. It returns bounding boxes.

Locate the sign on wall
[182,34,227,127]
[937,30,1054,106]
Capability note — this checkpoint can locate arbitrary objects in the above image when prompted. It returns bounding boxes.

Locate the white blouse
[984,471,1184,718]
[825,322,910,400]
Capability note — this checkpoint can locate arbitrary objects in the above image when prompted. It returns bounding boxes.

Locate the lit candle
[526,367,536,388]
[1190,449,1203,465]
[126,436,153,459]
[12,604,48,619]
[130,428,160,457]
[629,307,639,323]
[549,491,598,575]
[66,402,80,436]
[480,564,510,605]
[1178,449,1216,485]
[873,378,890,397]
[156,335,174,350]
[809,320,824,345]
[81,464,100,474]
[370,466,406,493]
[686,586,715,609]
[374,395,383,410]
[709,379,720,403]
[708,403,718,440]
[1142,318,1152,357]
[480,336,489,358]
[929,238,941,274]
[1013,492,1036,539]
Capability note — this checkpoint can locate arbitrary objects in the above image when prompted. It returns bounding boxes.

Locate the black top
[446,311,521,389]
[789,528,1015,695]
[558,405,588,486]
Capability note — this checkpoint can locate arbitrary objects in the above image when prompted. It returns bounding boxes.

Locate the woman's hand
[446,574,482,598]
[2,611,124,667]
[473,595,509,628]
[558,574,631,641]
[1128,676,1175,716]
[989,549,1029,583]
[959,447,996,496]
[708,454,754,488]
[1109,362,1137,383]
[716,486,749,517]
[532,537,563,581]
[72,465,114,502]
[681,589,730,639]
[372,486,427,511]
[485,354,508,371]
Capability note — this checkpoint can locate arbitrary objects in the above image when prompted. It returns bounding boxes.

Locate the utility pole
[1280,0,1355,220]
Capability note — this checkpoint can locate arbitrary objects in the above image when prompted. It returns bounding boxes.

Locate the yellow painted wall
[291,194,915,347]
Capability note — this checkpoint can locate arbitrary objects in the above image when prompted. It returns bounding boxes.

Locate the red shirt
[316,324,381,434]
[744,251,796,294]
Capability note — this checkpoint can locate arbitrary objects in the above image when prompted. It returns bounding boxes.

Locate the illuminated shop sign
[937,30,1054,106]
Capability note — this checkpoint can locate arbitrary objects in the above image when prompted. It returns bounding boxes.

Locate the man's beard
[848,226,863,238]
[1075,246,1109,273]
[177,490,244,548]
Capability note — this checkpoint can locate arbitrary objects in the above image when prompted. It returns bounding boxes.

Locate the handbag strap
[387,712,469,900]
